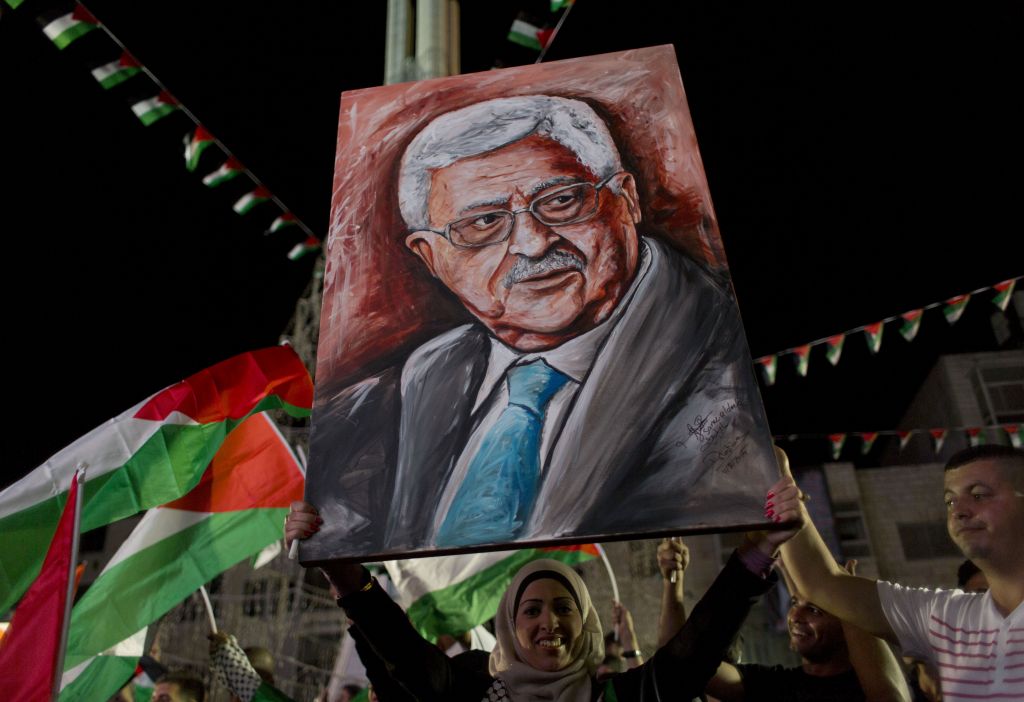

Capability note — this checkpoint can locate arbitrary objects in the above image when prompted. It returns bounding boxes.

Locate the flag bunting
[773,423,1021,460]
[22,0,319,257]
[755,276,1020,385]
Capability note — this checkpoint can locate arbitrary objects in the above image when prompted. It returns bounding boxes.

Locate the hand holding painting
[658,537,689,584]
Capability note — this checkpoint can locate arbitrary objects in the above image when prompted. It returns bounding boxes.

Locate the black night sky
[2,1,1021,488]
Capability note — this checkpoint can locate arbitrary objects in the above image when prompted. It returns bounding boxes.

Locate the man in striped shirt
[768,445,1024,700]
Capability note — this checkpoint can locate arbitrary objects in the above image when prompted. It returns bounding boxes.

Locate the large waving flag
[0,345,312,613]
[59,411,305,701]
[384,544,598,641]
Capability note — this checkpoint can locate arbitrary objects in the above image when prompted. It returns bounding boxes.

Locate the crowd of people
[132,443,1023,701]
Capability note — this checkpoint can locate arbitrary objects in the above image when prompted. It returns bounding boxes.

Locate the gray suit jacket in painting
[302,237,777,562]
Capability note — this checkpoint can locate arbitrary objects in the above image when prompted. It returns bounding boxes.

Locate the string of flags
[8,0,321,261]
[777,423,1023,461]
[756,277,1020,385]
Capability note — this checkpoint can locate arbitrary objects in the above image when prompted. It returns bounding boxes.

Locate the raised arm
[612,601,645,668]
[837,560,911,702]
[656,538,688,648]
[286,502,492,701]
[771,447,895,641]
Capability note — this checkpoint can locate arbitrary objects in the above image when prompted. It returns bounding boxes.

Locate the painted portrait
[301,46,778,563]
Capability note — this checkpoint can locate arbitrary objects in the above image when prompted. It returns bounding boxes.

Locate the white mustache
[504,250,584,287]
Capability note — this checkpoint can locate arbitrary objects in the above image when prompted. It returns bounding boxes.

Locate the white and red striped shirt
[878,580,1024,700]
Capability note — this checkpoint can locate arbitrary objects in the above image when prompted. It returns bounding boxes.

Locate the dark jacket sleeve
[609,551,775,702]
[338,578,494,702]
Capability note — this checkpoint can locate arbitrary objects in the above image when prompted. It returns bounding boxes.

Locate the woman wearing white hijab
[287,501,797,702]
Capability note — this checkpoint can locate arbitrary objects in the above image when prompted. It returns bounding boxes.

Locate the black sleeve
[734,663,786,702]
[338,580,493,702]
[350,627,417,702]
[610,552,775,702]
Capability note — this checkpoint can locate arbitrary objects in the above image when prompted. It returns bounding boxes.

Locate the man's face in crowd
[787,595,845,662]
[406,134,641,351]
[944,458,1024,564]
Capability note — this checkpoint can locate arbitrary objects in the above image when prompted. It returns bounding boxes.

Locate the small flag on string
[203,157,244,187]
[965,427,984,447]
[930,428,948,455]
[863,321,884,354]
[91,52,141,89]
[41,5,99,50]
[828,433,846,460]
[131,91,179,126]
[1006,424,1022,449]
[268,212,298,234]
[943,294,970,325]
[898,430,913,452]
[184,126,215,172]
[860,432,879,454]
[899,309,924,342]
[991,279,1016,312]
[792,344,812,377]
[507,18,552,50]
[287,236,321,261]
[757,355,778,386]
[825,334,845,366]
[233,186,272,215]
[5,0,29,10]
[551,0,573,11]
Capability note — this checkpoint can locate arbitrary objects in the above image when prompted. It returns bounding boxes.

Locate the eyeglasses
[419,173,621,249]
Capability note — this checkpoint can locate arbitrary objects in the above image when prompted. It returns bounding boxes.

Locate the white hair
[398,95,623,230]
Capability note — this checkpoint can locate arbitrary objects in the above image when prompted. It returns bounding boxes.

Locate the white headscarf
[489,559,604,702]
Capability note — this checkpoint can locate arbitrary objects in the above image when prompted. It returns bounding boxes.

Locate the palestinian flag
[966,428,984,447]
[943,294,970,325]
[287,236,321,261]
[203,156,244,187]
[551,0,574,10]
[42,6,99,50]
[233,186,272,215]
[825,334,845,366]
[184,126,215,172]
[507,19,551,51]
[991,279,1016,312]
[384,545,598,641]
[828,433,846,460]
[131,91,179,126]
[898,430,913,452]
[859,432,879,454]
[59,628,146,702]
[930,428,948,455]
[268,212,298,234]
[863,321,884,355]
[1006,424,1022,449]
[0,346,312,614]
[91,52,141,89]
[756,355,777,386]
[899,309,924,342]
[0,470,81,702]
[791,344,812,377]
[59,412,304,701]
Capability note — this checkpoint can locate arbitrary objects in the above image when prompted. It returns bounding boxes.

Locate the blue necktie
[436,360,570,547]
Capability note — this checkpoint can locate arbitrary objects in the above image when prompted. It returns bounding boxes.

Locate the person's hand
[285,501,322,549]
[612,601,638,649]
[657,537,689,582]
[844,559,858,576]
[207,631,232,655]
[747,447,807,555]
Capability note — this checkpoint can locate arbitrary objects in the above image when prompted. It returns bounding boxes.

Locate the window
[973,363,1024,424]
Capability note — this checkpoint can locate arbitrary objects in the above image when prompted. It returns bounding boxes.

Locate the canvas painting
[301,45,778,563]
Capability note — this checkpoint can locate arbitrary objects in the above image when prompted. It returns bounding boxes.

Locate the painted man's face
[405,134,641,351]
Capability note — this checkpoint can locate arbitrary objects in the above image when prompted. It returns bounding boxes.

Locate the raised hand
[285,500,322,549]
